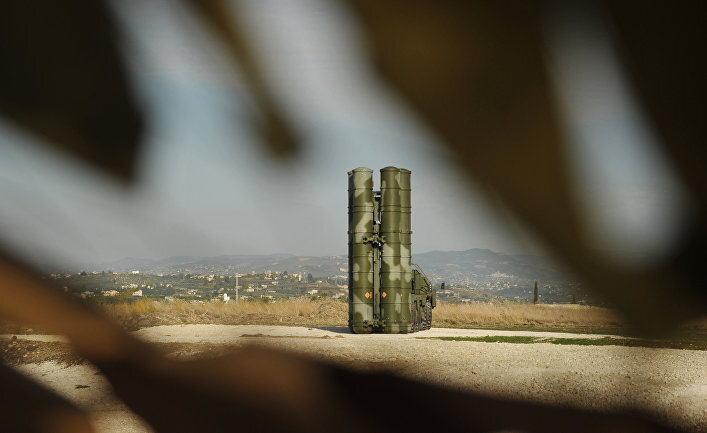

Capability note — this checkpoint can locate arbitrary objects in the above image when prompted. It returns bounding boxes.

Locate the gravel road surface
[9,325,707,432]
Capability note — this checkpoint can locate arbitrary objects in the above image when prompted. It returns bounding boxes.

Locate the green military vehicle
[348,167,436,334]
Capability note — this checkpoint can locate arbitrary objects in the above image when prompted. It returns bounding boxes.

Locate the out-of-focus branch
[186,0,299,158]
[0,364,95,433]
[347,0,705,334]
[0,255,149,362]
[0,0,143,181]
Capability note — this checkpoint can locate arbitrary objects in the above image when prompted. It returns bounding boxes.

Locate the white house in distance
[132,289,143,297]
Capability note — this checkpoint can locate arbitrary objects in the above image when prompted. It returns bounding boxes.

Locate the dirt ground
[3,325,706,432]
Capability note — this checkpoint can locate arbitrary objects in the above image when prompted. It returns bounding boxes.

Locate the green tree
[533,281,539,304]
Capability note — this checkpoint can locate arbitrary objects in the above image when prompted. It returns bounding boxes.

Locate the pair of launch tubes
[347,167,414,334]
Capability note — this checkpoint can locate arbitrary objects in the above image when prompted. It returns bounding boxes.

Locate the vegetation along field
[2,272,705,432]
[6,271,701,350]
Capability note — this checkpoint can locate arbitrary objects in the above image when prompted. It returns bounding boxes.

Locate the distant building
[132,290,143,297]
[103,290,119,297]
[130,270,140,274]
[307,289,318,295]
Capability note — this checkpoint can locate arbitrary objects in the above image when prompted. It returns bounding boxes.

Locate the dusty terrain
[3,325,706,432]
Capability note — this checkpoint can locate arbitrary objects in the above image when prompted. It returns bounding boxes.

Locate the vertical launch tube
[348,168,374,333]
[380,167,409,333]
[399,168,412,318]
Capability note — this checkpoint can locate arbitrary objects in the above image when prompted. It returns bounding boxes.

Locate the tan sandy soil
[3,325,706,432]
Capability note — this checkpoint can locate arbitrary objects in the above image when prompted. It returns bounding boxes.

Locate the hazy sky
[0,0,688,269]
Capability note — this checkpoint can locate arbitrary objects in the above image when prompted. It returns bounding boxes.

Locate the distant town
[48,270,346,303]
[48,248,602,305]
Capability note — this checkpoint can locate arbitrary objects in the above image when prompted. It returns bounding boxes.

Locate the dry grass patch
[100,298,348,330]
[100,299,629,333]
[433,302,624,332]
[3,299,703,340]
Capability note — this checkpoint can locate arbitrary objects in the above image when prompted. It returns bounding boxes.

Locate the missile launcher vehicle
[348,167,437,334]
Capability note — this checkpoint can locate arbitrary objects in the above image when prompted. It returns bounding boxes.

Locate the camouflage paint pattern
[380,167,410,333]
[372,195,381,323]
[348,167,435,333]
[399,168,412,315]
[412,267,435,331]
[348,168,374,333]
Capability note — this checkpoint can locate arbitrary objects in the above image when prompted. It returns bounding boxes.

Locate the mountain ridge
[74,248,575,285]
[58,248,595,304]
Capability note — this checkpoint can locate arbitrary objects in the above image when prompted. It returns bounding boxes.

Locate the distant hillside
[77,249,594,304]
[83,249,576,284]
[85,254,349,278]
[413,248,573,285]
